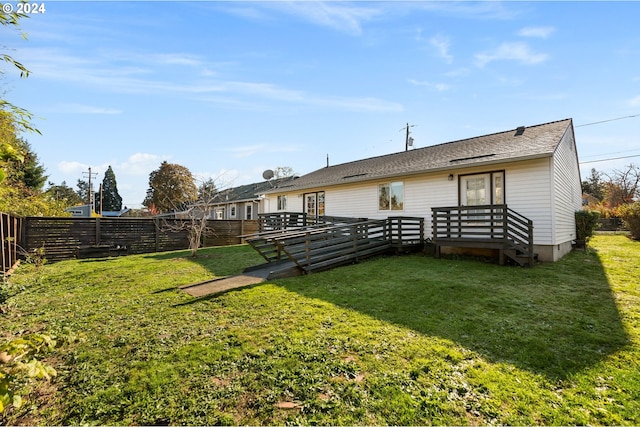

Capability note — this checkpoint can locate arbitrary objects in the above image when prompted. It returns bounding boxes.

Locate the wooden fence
[1,212,23,276]
[14,217,259,263]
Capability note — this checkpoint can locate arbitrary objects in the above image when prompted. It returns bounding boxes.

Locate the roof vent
[515,126,525,136]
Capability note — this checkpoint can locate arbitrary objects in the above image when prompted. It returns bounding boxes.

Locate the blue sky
[4,1,640,208]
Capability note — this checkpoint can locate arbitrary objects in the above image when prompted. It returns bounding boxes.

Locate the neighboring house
[101,208,131,217]
[261,118,582,262]
[66,206,132,217]
[186,177,298,220]
[65,204,93,217]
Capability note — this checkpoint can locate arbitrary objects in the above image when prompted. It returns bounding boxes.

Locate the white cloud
[444,68,471,78]
[475,42,549,67]
[251,2,382,36]
[429,34,453,64]
[58,160,89,174]
[119,152,166,176]
[518,26,555,39]
[629,95,640,106]
[22,47,402,113]
[408,79,451,92]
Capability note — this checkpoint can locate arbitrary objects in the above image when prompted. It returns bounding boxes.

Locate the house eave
[262,152,553,195]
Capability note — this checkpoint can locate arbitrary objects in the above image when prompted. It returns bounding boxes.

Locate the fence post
[502,207,509,245]
[154,218,160,252]
[95,217,101,246]
[1,213,6,274]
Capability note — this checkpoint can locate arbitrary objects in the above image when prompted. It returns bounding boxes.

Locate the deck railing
[431,204,534,265]
[248,214,425,272]
[258,212,308,231]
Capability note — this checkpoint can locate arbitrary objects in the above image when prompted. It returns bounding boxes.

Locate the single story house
[187,177,298,220]
[65,204,93,217]
[260,118,582,262]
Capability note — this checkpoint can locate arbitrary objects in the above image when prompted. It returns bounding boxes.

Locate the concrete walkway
[180,268,270,297]
[180,261,299,297]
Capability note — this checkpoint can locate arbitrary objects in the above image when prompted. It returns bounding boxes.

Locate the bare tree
[159,175,231,257]
[604,164,640,207]
[273,166,296,179]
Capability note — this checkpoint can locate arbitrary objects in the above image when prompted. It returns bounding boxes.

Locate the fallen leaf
[276,401,299,409]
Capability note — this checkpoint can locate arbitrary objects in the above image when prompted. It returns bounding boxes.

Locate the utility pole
[400,123,416,151]
[82,167,98,215]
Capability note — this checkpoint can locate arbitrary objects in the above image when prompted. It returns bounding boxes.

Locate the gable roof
[215,177,298,203]
[265,118,573,194]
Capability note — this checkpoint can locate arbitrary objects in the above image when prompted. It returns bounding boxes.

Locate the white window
[277,195,287,211]
[230,204,236,218]
[215,208,224,219]
[246,204,253,219]
[378,181,404,211]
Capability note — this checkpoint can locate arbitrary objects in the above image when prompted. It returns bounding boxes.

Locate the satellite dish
[262,169,274,180]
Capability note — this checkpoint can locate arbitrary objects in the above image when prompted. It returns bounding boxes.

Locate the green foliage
[143,161,197,213]
[618,201,640,239]
[581,168,606,201]
[4,139,48,191]
[44,181,83,207]
[0,334,57,414]
[2,238,640,425]
[0,183,73,216]
[575,209,600,242]
[74,179,88,203]
[98,165,122,212]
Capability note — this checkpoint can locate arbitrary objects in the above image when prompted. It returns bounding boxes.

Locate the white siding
[551,128,582,244]
[263,157,567,246]
[502,159,554,244]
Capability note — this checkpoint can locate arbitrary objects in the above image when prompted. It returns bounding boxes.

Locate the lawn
[1,235,639,425]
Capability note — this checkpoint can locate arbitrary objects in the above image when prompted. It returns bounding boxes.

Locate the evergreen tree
[76,179,89,204]
[5,138,48,190]
[198,178,217,201]
[100,165,122,211]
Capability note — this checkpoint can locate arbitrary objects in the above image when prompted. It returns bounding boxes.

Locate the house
[187,177,298,220]
[261,118,582,262]
[65,204,93,217]
[101,208,131,217]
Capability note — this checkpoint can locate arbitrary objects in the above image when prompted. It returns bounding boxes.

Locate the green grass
[1,235,639,425]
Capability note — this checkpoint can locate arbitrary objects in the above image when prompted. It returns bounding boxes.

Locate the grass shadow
[277,249,630,380]
[142,245,264,278]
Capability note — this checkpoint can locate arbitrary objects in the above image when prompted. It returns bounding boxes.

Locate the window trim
[378,181,404,212]
[277,195,287,211]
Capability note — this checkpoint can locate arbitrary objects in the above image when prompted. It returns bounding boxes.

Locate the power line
[575,114,640,127]
[581,148,640,159]
[580,154,640,165]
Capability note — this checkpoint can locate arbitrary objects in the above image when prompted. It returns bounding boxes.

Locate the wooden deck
[431,204,534,266]
[245,214,424,276]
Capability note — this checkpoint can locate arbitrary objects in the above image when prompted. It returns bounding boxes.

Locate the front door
[305,194,316,217]
[304,191,325,221]
[460,172,504,206]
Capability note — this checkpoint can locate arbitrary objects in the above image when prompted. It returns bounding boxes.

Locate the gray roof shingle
[217,177,298,202]
[266,118,573,193]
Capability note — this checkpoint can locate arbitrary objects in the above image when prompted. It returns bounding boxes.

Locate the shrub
[575,210,600,243]
[618,201,640,240]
